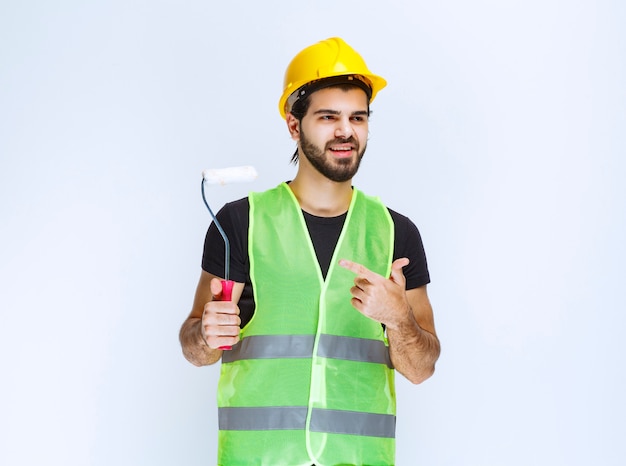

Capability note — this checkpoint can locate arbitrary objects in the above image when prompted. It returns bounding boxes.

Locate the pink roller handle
[218,279,235,350]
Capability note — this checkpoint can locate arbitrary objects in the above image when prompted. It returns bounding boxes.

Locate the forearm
[179,317,222,367]
[387,308,440,384]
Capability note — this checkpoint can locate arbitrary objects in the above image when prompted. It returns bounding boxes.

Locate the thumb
[390,257,410,284]
[210,277,224,299]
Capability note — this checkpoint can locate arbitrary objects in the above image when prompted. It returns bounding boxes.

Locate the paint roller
[201,165,258,349]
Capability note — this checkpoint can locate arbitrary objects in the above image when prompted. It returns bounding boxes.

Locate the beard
[300,128,367,182]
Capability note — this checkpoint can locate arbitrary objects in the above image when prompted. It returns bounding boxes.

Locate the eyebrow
[313,109,370,116]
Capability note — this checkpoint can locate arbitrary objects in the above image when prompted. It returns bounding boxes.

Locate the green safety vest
[217,183,396,466]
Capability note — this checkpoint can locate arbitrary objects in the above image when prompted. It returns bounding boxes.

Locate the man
[180,37,440,465]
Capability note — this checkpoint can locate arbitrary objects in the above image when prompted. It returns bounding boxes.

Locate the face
[294,87,370,182]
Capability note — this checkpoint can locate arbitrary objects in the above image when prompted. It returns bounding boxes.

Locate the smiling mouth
[327,139,357,158]
[330,144,354,150]
[329,146,354,157]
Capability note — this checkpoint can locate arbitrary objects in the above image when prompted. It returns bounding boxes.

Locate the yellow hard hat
[278,37,387,119]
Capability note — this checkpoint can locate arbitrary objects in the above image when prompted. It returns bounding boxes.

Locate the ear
[285,113,301,142]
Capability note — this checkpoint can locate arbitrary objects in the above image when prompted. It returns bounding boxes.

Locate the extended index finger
[338,259,379,280]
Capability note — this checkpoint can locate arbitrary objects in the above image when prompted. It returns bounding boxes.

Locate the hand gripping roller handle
[201,166,257,350]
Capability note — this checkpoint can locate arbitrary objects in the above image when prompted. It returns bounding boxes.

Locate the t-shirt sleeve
[390,210,431,290]
[201,198,249,284]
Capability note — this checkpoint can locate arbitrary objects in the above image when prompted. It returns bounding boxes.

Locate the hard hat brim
[279,72,386,119]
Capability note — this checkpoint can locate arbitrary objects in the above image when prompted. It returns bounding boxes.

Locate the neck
[288,169,353,217]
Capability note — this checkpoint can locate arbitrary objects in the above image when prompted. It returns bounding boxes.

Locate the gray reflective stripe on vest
[219,407,396,438]
[317,334,393,368]
[219,406,307,430]
[310,408,396,438]
[222,334,392,368]
[221,335,315,363]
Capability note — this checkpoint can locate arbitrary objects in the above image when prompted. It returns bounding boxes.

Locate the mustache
[324,136,358,149]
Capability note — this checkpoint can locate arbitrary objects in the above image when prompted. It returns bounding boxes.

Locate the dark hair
[288,82,371,164]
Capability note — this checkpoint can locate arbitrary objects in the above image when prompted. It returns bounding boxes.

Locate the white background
[1,1,625,465]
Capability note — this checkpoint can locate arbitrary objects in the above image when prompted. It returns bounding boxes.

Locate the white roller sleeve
[202,166,258,185]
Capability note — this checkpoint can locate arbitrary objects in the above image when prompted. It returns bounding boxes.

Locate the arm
[386,284,439,384]
[179,270,245,367]
[339,258,440,384]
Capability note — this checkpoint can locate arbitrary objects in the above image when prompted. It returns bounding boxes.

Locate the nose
[334,116,354,139]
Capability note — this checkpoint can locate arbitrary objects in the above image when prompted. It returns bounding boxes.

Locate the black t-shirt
[202,196,430,328]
